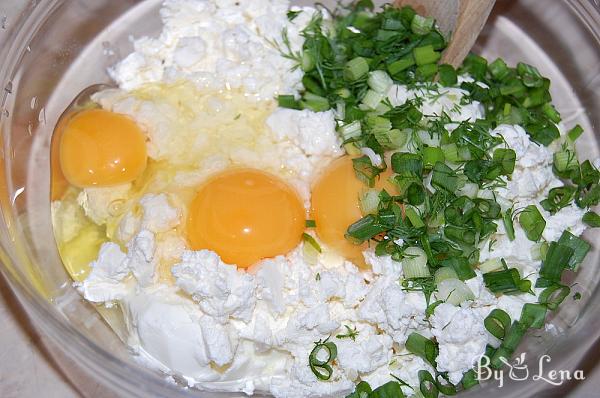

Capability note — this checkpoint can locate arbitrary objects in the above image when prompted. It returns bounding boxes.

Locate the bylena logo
[475,352,585,388]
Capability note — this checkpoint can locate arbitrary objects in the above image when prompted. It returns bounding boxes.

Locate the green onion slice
[484,309,511,340]
[309,340,338,381]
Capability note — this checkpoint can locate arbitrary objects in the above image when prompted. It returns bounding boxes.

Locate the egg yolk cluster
[59,108,148,188]
[54,106,390,270]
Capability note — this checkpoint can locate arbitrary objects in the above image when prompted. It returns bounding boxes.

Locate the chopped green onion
[301,49,316,72]
[488,58,510,80]
[425,299,444,319]
[388,129,408,149]
[344,56,370,81]
[308,339,337,381]
[422,147,445,170]
[362,89,384,110]
[345,381,372,398]
[531,241,549,261]
[441,257,476,280]
[418,370,439,398]
[277,95,301,110]
[411,14,434,35]
[583,211,600,227]
[346,214,386,243]
[441,143,460,163]
[353,155,383,187]
[359,189,381,215]
[480,258,503,273]
[302,75,326,96]
[416,63,438,80]
[519,303,547,329]
[402,246,430,278]
[387,55,415,76]
[490,321,527,369]
[567,124,584,142]
[434,373,457,396]
[483,268,532,295]
[493,148,516,175]
[437,278,475,305]
[406,333,438,367]
[460,369,479,390]
[517,62,544,88]
[431,162,462,192]
[557,230,590,270]
[305,220,316,228]
[344,142,362,156]
[539,284,570,310]
[542,103,561,123]
[405,206,425,228]
[438,64,457,86]
[391,152,423,176]
[540,186,576,214]
[368,70,394,93]
[539,242,574,282]
[413,45,441,66]
[434,267,458,284]
[553,150,578,177]
[340,120,363,141]
[484,309,511,340]
[518,205,546,241]
[502,208,515,241]
[301,92,330,112]
[370,381,405,398]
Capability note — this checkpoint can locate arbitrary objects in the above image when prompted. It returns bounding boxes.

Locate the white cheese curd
[77,242,131,304]
[139,193,181,234]
[493,124,562,204]
[77,183,132,225]
[109,0,317,100]
[542,203,587,242]
[431,303,492,385]
[172,250,257,323]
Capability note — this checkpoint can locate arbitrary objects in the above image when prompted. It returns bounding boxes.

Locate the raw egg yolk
[59,108,147,188]
[187,169,306,268]
[311,156,394,268]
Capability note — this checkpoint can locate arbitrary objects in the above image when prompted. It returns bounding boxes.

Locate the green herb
[573,292,582,300]
[483,268,532,295]
[518,205,546,241]
[538,242,574,283]
[460,369,479,390]
[418,370,439,398]
[345,381,373,398]
[519,303,547,329]
[336,325,360,341]
[302,233,322,253]
[557,230,590,270]
[370,381,406,398]
[305,219,317,228]
[308,339,338,381]
[484,309,511,340]
[490,321,527,369]
[539,284,570,310]
[406,332,438,367]
[502,208,515,241]
[583,211,600,227]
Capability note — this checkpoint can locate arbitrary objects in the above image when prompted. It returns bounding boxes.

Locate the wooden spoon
[395,0,496,67]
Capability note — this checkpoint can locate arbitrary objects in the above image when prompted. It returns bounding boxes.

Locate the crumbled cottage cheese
[109,0,313,100]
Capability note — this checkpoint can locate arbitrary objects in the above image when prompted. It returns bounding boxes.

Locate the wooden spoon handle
[394,0,496,67]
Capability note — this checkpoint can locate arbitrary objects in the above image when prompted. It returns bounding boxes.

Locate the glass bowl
[0,0,598,397]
